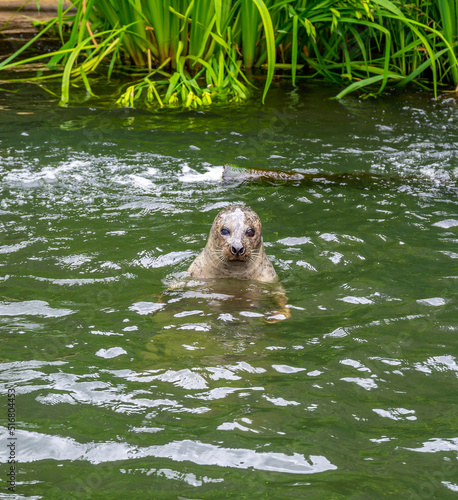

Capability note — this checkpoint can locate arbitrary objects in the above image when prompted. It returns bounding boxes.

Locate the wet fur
[188,205,278,282]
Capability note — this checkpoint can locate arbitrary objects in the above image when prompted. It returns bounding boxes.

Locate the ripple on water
[133,250,194,269]
[0,300,75,318]
[1,89,457,497]
[432,218,458,229]
[95,347,128,359]
[0,427,336,474]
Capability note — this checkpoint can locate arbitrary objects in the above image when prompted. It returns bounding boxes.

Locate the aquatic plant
[0,0,457,107]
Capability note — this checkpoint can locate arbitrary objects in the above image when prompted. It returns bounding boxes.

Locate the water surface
[0,80,457,499]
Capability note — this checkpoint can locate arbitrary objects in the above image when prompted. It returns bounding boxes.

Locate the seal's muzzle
[230,243,246,256]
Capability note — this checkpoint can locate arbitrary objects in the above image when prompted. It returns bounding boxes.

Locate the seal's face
[187,204,277,282]
[210,206,263,264]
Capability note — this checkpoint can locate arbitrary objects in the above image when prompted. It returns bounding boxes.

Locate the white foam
[341,377,378,390]
[2,429,336,473]
[174,310,204,318]
[128,174,157,190]
[416,297,448,307]
[4,160,91,186]
[134,251,193,269]
[404,437,458,453]
[272,365,306,374]
[413,355,458,374]
[58,254,93,269]
[179,166,224,183]
[239,311,265,318]
[112,173,157,191]
[278,236,313,246]
[296,261,318,272]
[373,407,416,421]
[0,300,75,318]
[218,313,236,322]
[129,302,165,315]
[319,233,339,242]
[0,239,38,254]
[326,252,344,264]
[177,323,211,332]
[95,347,127,359]
[153,368,208,389]
[339,296,374,305]
[433,219,458,229]
[217,421,259,432]
[264,395,300,406]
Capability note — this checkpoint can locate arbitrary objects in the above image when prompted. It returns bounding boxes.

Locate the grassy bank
[1,0,457,107]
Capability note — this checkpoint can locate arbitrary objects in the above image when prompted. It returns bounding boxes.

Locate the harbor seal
[187,205,278,283]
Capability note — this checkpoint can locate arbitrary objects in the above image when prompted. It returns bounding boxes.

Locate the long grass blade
[251,0,276,103]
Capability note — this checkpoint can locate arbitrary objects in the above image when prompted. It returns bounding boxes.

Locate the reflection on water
[0,83,457,497]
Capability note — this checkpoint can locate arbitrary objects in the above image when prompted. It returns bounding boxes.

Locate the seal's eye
[246,228,255,237]
[221,228,230,236]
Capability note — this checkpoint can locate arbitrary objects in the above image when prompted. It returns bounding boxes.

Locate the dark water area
[0,74,457,499]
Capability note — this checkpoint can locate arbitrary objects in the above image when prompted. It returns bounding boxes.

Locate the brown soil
[0,1,73,35]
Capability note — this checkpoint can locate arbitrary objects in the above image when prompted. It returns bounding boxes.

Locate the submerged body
[187,205,278,283]
[222,163,410,189]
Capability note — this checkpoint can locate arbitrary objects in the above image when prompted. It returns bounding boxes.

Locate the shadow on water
[135,277,291,366]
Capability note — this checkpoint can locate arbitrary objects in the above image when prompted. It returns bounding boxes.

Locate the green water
[0,81,457,499]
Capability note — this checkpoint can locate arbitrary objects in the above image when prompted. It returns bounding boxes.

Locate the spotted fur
[187,205,278,282]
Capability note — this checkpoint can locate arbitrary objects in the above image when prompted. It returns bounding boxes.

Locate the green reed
[0,0,456,107]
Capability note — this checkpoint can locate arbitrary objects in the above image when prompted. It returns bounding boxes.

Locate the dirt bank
[0,0,73,11]
[0,1,73,36]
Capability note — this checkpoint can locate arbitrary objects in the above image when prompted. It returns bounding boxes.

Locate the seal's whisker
[248,250,260,264]
[213,249,228,265]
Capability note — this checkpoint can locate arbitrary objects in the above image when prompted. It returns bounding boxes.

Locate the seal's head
[187,205,278,282]
[209,205,263,264]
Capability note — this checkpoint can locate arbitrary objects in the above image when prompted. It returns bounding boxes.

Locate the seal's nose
[230,244,245,256]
